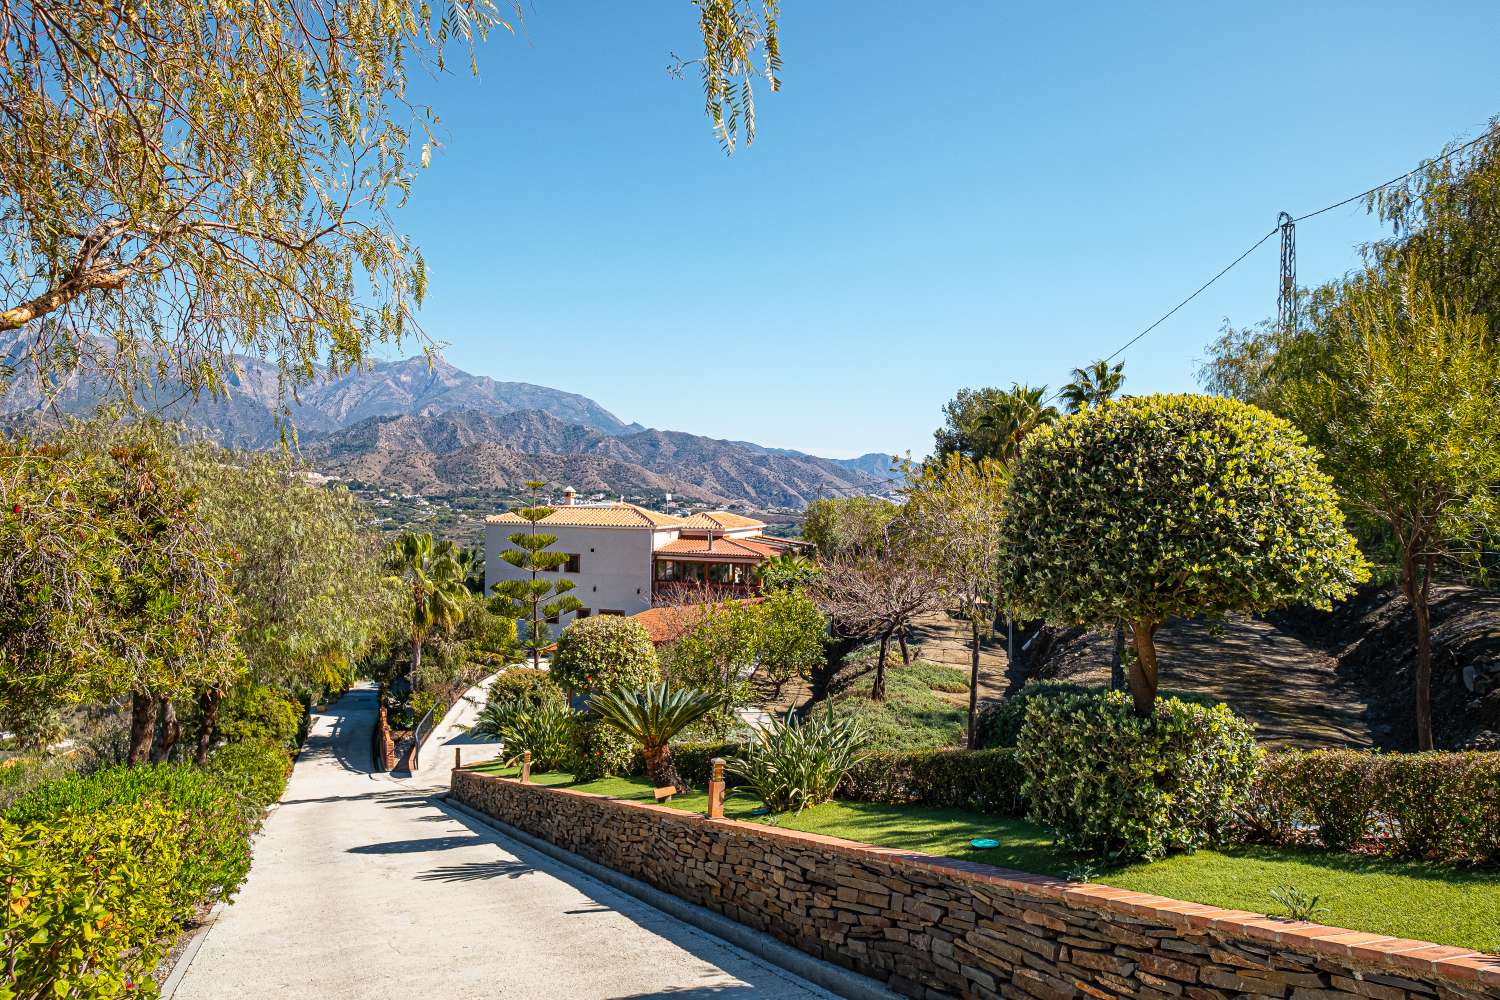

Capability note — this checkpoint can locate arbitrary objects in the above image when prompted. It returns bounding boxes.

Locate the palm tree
[1060,359,1125,414]
[977,384,1058,465]
[589,683,721,792]
[386,532,469,681]
[754,552,819,591]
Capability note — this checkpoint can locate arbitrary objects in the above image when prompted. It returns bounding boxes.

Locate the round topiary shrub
[484,667,565,712]
[549,615,660,695]
[998,394,1367,716]
[1016,688,1262,860]
[973,680,1093,749]
[568,715,638,781]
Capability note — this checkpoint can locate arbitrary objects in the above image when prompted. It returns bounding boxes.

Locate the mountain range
[0,340,892,509]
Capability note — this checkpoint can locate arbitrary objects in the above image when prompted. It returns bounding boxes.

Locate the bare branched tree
[811,546,943,702]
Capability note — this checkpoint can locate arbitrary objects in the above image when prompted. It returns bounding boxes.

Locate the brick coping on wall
[455,769,1500,993]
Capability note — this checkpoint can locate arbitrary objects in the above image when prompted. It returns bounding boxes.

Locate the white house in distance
[485,487,804,633]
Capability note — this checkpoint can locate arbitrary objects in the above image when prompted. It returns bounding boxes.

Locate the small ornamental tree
[755,589,828,697]
[998,394,1368,717]
[491,481,583,667]
[549,616,660,698]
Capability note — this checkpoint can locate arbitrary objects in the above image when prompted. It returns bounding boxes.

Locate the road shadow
[613,989,764,999]
[347,835,483,855]
[416,859,533,882]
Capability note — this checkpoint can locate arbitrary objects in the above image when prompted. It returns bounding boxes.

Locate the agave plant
[728,703,867,813]
[474,699,572,772]
[589,684,721,793]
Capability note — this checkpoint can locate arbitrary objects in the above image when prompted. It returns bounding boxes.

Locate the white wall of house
[485,522,660,635]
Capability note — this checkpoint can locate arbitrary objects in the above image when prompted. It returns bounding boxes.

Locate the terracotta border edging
[457,770,1500,991]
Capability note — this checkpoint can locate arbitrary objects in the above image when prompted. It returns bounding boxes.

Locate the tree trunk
[873,630,892,701]
[967,617,982,747]
[897,631,911,665]
[128,691,157,766]
[194,686,222,764]
[151,695,179,764]
[1404,551,1436,751]
[1127,621,1160,717]
[411,634,423,680]
[1110,623,1126,691]
[644,743,686,794]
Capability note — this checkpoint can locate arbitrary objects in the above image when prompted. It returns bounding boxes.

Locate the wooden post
[454,747,462,769]
[707,757,726,819]
[520,750,532,784]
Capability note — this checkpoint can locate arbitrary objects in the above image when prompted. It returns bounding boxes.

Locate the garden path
[168,685,835,999]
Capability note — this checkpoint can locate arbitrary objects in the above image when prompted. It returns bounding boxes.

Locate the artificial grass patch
[464,763,1500,953]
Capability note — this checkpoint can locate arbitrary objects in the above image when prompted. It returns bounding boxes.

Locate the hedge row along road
[169,685,834,999]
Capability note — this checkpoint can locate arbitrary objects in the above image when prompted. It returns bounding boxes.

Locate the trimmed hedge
[1017,688,1262,860]
[972,680,1091,750]
[1244,749,1500,863]
[671,741,745,787]
[204,739,293,819]
[1,803,186,1000]
[6,764,253,915]
[840,748,1026,816]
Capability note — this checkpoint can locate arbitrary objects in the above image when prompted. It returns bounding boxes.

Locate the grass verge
[467,763,1500,953]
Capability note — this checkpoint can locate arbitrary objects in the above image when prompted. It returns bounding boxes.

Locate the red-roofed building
[485,488,806,634]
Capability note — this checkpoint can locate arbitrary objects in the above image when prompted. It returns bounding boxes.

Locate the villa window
[709,563,734,584]
[564,553,581,573]
[655,560,677,581]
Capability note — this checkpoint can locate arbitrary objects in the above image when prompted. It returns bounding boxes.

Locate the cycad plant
[474,700,572,772]
[589,683,721,793]
[728,704,867,813]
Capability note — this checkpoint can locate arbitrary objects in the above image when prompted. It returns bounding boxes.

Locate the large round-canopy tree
[998,394,1368,716]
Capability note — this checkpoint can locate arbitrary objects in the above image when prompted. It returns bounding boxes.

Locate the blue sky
[397,1,1500,459]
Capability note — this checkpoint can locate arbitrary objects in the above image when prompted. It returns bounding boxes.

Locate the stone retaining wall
[451,769,1500,1000]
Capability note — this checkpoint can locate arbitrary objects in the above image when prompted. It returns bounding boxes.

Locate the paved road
[171,684,834,1000]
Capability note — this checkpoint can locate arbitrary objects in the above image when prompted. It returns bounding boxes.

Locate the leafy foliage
[839,748,1025,816]
[386,532,470,683]
[549,615,660,695]
[935,384,1057,465]
[6,764,254,915]
[567,715,638,783]
[1244,750,1500,863]
[972,680,1093,750]
[210,683,305,750]
[474,700,573,772]
[203,739,294,819]
[728,705,868,813]
[998,394,1367,714]
[483,668,565,713]
[658,600,756,736]
[1059,359,1126,414]
[1015,688,1262,861]
[590,684,722,791]
[800,496,901,558]
[754,552,820,592]
[754,589,828,697]
[1,804,186,1000]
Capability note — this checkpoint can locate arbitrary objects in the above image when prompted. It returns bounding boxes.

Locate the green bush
[549,616,659,695]
[1016,688,1261,860]
[475,700,573,772]
[568,714,638,782]
[217,683,304,748]
[484,668,565,712]
[973,680,1092,750]
[204,739,293,817]
[2,803,186,1000]
[6,764,253,913]
[840,748,1025,816]
[728,706,867,813]
[1244,750,1500,862]
[671,741,745,787]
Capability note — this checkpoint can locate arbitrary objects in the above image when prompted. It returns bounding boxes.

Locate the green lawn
[822,659,971,752]
[469,763,1500,953]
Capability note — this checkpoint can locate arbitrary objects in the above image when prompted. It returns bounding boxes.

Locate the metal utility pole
[1277,211,1297,333]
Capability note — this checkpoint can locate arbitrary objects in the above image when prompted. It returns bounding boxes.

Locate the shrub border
[451,768,1500,994]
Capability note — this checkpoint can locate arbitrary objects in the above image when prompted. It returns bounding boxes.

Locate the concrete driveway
[170,684,834,1000]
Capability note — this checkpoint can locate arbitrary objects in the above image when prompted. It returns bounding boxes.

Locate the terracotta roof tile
[655,536,780,561]
[680,511,766,531]
[630,600,764,644]
[486,502,682,529]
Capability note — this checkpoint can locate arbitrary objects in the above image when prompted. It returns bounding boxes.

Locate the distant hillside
[0,337,888,509]
[300,409,884,509]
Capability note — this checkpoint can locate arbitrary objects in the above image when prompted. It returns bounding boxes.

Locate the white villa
[484,487,805,632]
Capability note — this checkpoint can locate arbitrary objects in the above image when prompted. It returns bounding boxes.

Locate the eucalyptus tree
[386,533,469,682]
[0,0,783,412]
[1282,275,1500,749]
[900,453,1009,745]
[490,481,582,668]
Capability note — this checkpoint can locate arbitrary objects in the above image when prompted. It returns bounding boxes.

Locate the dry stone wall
[451,769,1500,1000]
